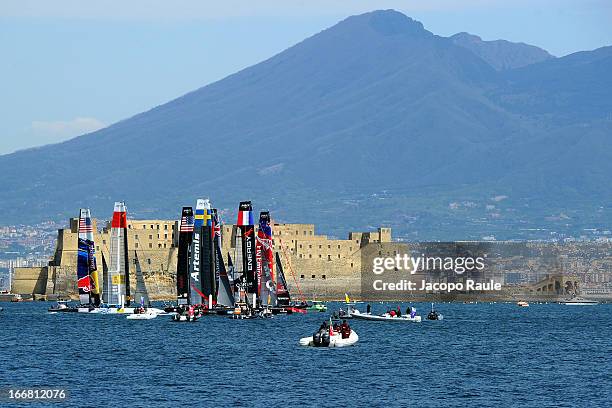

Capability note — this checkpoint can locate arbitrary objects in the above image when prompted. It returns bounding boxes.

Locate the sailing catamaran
[172,206,199,321]
[94,201,134,314]
[51,209,98,313]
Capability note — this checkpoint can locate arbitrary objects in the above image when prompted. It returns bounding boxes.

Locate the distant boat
[351,308,421,322]
[517,301,529,307]
[561,297,598,306]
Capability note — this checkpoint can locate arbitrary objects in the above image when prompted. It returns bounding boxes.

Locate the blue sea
[0,302,610,407]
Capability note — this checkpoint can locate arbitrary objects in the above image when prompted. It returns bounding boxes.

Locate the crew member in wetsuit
[396,306,402,317]
[367,304,371,314]
[340,320,351,339]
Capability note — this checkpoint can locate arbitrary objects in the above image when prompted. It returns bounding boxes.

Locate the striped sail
[237,201,256,295]
[77,209,97,305]
[105,202,130,306]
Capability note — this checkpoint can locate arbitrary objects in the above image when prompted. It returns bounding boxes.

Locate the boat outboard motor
[321,331,330,347]
[313,331,322,347]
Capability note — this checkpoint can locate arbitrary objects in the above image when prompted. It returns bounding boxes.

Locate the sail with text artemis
[236,201,256,304]
[76,209,100,306]
[104,202,131,308]
[177,207,194,306]
[256,211,276,306]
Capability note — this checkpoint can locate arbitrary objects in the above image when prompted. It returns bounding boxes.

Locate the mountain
[450,32,554,70]
[0,10,610,240]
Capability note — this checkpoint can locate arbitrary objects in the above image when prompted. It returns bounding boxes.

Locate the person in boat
[366,304,371,314]
[340,320,351,339]
[396,306,402,317]
[406,305,412,315]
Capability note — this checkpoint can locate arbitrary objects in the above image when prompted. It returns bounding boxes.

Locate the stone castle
[12,217,392,300]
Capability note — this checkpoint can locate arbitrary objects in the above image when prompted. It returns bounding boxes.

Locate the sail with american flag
[176,207,194,305]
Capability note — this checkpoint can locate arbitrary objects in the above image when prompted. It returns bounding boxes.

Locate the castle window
[300,275,305,279]
[299,244,302,248]
[303,231,306,236]
[322,275,326,280]
[156,224,160,229]
[128,225,132,229]
[158,243,162,248]
[96,246,99,251]
[328,255,331,261]
[338,245,340,249]
[328,245,331,249]
[135,243,139,249]
[338,254,341,258]
[311,275,315,279]
[164,225,168,230]
[149,234,153,239]
[309,254,312,258]
[319,254,322,258]
[308,245,312,249]
[309,231,313,235]
[164,234,168,239]
[350,247,352,251]
[147,259,151,264]
[319,245,322,249]
[164,243,167,248]
[142,225,146,229]
[351,263,354,268]
[103,240,106,245]
[149,243,152,248]
[135,235,139,240]
[150,225,154,229]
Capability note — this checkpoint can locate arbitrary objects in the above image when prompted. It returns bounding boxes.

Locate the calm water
[0,302,610,407]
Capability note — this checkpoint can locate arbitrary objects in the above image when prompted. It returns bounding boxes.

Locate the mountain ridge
[0,9,609,239]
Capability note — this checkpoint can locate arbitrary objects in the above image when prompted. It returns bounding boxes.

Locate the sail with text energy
[256,211,275,306]
[105,202,130,307]
[176,207,194,306]
[76,209,99,305]
[237,201,256,296]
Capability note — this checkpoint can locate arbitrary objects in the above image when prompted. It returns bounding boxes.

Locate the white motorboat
[561,297,598,305]
[299,329,359,347]
[126,311,158,320]
[517,301,529,307]
[351,309,421,322]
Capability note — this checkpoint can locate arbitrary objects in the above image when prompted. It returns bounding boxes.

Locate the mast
[176,207,194,306]
[106,202,129,307]
[76,209,97,305]
[237,201,256,298]
[256,211,275,306]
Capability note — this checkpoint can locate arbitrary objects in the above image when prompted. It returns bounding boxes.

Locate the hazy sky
[1,0,610,155]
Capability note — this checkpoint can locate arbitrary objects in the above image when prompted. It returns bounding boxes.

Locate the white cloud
[30,117,105,138]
